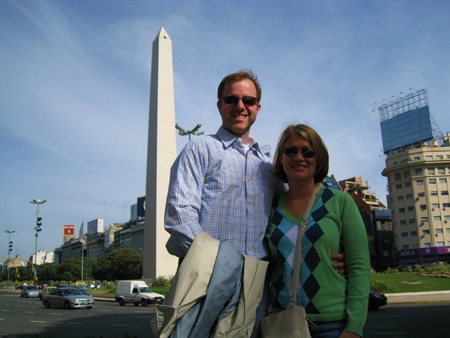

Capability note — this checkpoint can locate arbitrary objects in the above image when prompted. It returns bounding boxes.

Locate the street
[1,291,449,337]
[0,291,155,338]
[364,303,449,338]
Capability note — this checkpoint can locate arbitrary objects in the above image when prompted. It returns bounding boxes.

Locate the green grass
[371,272,450,293]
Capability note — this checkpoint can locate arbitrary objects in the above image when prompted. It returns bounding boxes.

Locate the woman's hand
[338,331,360,338]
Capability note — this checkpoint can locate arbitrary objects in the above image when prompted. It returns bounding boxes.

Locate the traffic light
[36,217,42,232]
[9,241,13,252]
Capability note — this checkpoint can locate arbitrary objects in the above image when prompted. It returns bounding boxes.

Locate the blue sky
[1,0,449,263]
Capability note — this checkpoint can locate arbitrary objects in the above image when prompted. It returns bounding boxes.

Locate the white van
[115,280,164,306]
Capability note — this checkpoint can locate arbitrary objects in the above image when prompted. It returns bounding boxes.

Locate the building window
[407,206,414,211]
[420,204,427,210]
[421,217,428,222]
[429,179,436,184]
[412,244,419,249]
[415,168,422,176]
[393,161,400,166]
[438,167,446,174]
[417,180,424,185]
[445,216,450,221]
[397,196,404,201]
[394,173,402,181]
[418,192,425,197]
[399,208,405,213]
[403,170,411,179]
[436,155,444,159]
[428,168,435,175]
[432,203,440,209]
[400,220,407,225]
[431,191,438,196]
[424,243,431,247]
[396,183,403,189]
[426,155,433,160]
[402,245,409,249]
[434,216,442,221]
[405,181,412,188]
[446,228,450,233]
[437,242,445,246]
[440,178,447,184]
[401,232,408,237]
[406,194,413,199]
[423,230,430,235]
[410,231,417,236]
[401,159,408,164]
[409,218,416,224]
[435,228,443,234]
[442,191,449,196]
[414,156,420,161]
[444,203,450,208]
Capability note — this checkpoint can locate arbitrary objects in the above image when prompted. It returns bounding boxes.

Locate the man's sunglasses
[219,95,259,106]
[282,146,316,158]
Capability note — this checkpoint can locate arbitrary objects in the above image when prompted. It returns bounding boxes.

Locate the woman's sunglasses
[282,146,316,158]
[219,95,259,106]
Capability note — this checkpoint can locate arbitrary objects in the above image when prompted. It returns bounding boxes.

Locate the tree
[57,257,94,282]
[93,248,142,280]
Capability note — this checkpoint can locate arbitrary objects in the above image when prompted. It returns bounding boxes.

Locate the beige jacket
[151,232,268,338]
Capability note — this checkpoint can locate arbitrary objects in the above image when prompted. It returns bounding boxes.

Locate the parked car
[115,280,164,306]
[38,286,56,300]
[42,287,94,309]
[369,290,387,310]
[21,285,39,298]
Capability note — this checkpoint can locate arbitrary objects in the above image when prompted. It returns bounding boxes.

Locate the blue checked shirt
[165,127,282,259]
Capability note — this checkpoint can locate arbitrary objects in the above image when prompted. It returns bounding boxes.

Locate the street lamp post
[30,199,46,284]
[175,123,204,141]
[4,230,15,287]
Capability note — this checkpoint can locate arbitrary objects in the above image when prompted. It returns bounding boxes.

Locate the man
[165,70,276,260]
[164,70,344,336]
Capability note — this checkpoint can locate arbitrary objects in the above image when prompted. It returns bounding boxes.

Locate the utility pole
[30,199,46,284]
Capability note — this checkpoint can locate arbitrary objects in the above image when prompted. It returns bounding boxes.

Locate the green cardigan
[266,186,371,337]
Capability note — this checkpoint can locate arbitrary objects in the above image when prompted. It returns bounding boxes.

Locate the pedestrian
[266,124,371,338]
[164,71,346,337]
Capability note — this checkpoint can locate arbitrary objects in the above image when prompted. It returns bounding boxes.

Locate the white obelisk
[143,27,178,280]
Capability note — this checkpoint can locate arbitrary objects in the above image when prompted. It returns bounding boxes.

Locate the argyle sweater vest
[265,186,370,336]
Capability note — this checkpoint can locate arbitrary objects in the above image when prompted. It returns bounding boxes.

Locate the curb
[385,290,450,304]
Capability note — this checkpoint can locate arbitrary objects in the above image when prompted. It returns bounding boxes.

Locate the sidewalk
[385,290,450,304]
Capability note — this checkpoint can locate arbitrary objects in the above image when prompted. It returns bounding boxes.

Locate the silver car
[42,287,94,309]
[21,285,39,298]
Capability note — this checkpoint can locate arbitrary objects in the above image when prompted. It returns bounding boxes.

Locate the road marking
[30,320,46,323]
[110,324,130,327]
[25,311,34,314]
[68,322,83,325]
[51,313,62,315]
[1,310,9,312]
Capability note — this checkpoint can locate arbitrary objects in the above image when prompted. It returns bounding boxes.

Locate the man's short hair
[272,124,329,184]
[217,70,262,102]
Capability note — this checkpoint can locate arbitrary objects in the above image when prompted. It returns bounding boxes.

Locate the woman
[265,124,370,338]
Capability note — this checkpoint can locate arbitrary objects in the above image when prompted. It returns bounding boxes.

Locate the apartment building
[382,138,450,266]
